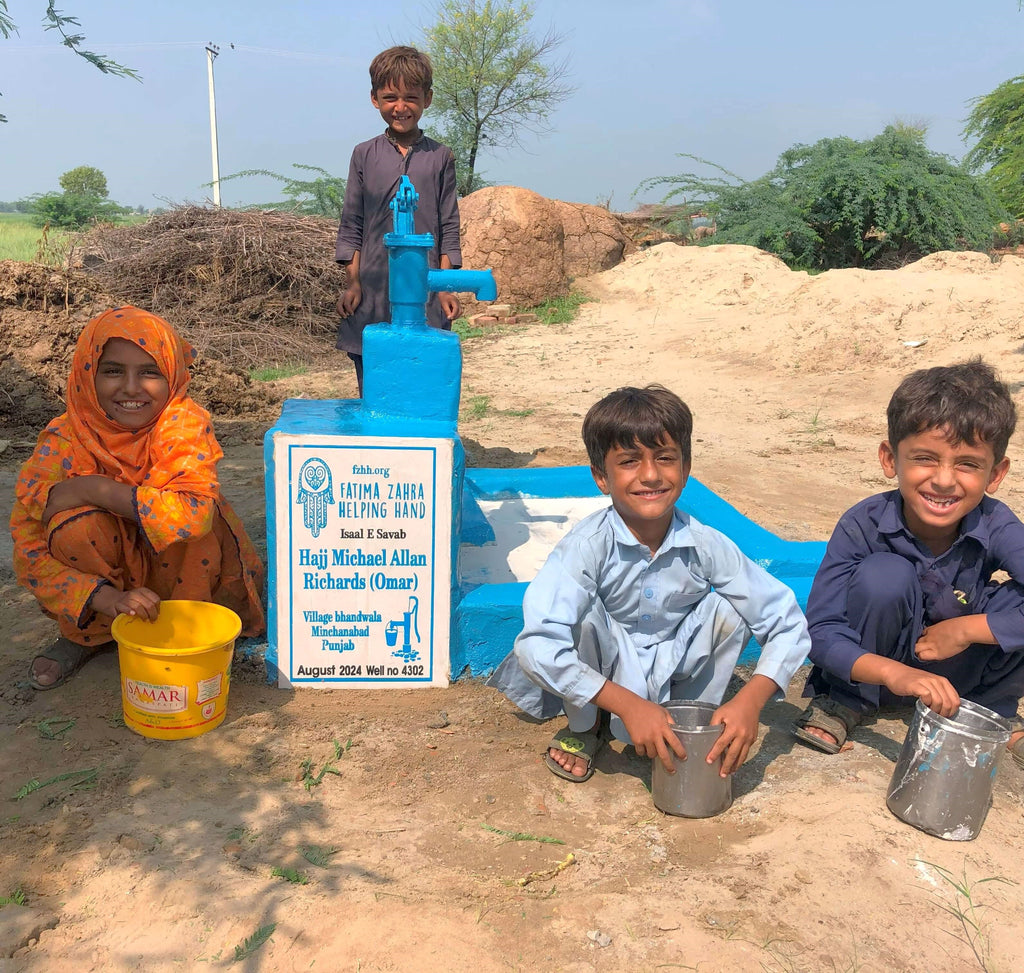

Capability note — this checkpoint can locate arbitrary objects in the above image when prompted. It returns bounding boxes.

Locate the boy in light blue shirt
[487,385,810,782]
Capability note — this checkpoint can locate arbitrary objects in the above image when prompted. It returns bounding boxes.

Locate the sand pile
[585,243,1024,377]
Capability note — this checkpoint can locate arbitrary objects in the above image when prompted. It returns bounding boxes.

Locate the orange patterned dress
[10,306,265,650]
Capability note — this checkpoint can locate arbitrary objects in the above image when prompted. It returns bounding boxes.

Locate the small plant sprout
[299,739,347,792]
[916,858,1015,972]
[452,317,486,339]
[232,923,276,962]
[36,717,75,740]
[466,395,491,420]
[301,845,339,867]
[480,823,565,844]
[462,395,533,421]
[0,888,27,909]
[271,866,309,885]
[13,767,98,801]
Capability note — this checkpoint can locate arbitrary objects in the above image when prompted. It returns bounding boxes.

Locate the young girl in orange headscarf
[11,305,266,689]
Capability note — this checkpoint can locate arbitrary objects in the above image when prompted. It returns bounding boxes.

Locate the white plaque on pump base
[271,434,453,688]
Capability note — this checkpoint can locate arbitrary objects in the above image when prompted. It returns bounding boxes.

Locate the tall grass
[0,214,74,265]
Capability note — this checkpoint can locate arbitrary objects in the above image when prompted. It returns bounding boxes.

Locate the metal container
[886,698,1011,841]
[651,701,733,818]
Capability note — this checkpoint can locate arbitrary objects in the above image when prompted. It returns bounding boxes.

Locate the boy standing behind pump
[336,45,462,395]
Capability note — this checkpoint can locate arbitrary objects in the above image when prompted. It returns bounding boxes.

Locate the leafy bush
[217,164,346,220]
[639,126,1004,270]
[29,192,128,229]
[964,75,1024,218]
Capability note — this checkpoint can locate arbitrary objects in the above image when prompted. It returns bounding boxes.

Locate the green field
[0,213,74,265]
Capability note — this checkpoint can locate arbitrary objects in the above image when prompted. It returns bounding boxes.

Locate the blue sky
[1,1,1021,211]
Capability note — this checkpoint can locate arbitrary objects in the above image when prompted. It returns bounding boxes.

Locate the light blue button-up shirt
[512,505,811,709]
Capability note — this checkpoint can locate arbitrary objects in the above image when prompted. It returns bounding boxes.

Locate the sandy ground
[2,243,1024,972]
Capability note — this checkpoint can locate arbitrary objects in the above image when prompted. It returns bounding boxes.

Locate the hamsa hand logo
[296,457,333,537]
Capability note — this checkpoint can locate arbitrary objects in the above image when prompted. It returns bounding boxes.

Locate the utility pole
[206,43,221,206]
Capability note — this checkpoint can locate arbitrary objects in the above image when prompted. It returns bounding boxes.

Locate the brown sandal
[793,695,864,754]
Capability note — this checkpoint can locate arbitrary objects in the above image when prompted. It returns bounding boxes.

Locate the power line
[6,40,353,63]
[229,44,353,63]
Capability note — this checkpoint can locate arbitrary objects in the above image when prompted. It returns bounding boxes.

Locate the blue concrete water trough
[453,465,826,678]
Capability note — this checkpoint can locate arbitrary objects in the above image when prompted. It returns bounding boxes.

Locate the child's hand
[439,291,460,321]
[707,695,761,776]
[620,698,686,773]
[884,664,960,717]
[338,282,362,318]
[90,585,161,622]
[915,617,973,662]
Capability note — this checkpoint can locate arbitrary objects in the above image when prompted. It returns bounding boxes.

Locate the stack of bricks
[465,304,539,327]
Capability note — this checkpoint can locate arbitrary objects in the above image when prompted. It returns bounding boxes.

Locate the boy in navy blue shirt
[795,360,1024,765]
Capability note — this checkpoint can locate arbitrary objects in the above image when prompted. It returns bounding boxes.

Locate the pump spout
[427,268,497,303]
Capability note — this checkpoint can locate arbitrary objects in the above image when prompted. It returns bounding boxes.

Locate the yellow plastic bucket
[111,600,241,741]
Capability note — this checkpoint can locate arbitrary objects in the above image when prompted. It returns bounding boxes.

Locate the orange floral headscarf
[62,306,218,489]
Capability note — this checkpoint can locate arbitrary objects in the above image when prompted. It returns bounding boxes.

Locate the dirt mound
[0,262,112,437]
[592,243,802,307]
[0,259,105,310]
[0,260,283,439]
[82,207,345,368]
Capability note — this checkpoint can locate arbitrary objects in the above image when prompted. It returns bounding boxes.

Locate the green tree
[29,191,127,228]
[216,165,346,219]
[963,75,1024,218]
[59,165,108,198]
[423,0,572,196]
[0,3,140,123]
[639,126,1004,270]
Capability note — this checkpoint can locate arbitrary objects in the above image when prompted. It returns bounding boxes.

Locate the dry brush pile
[82,206,346,368]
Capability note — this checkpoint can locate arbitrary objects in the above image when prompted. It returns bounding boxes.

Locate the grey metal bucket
[886,698,1011,841]
[651,701,733,818]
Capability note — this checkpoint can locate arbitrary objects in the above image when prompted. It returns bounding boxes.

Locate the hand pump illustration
[386,596,420,662]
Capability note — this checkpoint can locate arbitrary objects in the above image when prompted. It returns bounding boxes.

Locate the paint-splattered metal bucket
[886,699,1011,841]
[651,701,733,818]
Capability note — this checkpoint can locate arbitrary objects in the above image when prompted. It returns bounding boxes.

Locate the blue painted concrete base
[264,320,467,686]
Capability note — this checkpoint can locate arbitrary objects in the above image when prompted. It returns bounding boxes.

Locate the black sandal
[29,638,93,691]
